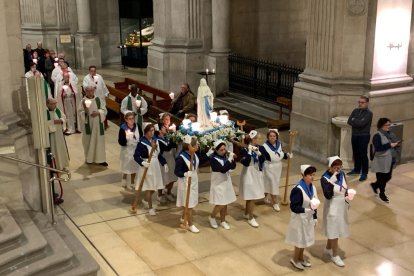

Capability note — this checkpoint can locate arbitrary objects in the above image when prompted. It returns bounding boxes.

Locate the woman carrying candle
[286,165,319,270]
[133,123,168,216]
[320,156,352,267]
[118,111,143,190]
[208,140,237,230]
[240,130,265,228]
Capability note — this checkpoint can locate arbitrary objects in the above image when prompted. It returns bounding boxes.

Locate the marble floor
[54,66,414,275]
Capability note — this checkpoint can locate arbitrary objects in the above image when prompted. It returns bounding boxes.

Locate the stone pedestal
[331,116,353,169]
[75,34,102,68]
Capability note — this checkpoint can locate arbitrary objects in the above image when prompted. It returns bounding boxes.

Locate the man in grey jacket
[347,96,373,181]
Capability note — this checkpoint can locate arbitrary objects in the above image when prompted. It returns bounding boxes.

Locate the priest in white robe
[197,78,214,127]
[51,58,78,84]
[120,84,148,127]
[55,72,82,134]
[46,98,69,170]
[78,86,108,166]
[82,65,109,101]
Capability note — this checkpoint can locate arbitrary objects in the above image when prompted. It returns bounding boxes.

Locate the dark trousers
[351,134,370,175]
[374,166,393,196]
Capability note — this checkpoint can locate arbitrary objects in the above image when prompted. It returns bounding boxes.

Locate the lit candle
[182,119,191,129]
[206,68,209,74]
[54,57,59,62]
[125,129,134,139]
[169,123,176,132]
[93,75,99,82]
[169,92,175,100]
[219,115,229,124]
[135,99,142,107]
[32,59,38,64]
[210,111,218,122]
[310,198,320,210]
[62,85,68,91]
[192,122,200,131]
[84,99,92,108]
[212,69,215,73]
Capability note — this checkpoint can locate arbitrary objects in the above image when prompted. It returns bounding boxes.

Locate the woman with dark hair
[262,129,291,211]
[320,156,351,267]
[286,165,319,270]
[208,140,237,230]
[240,130,266,228]
[118,111,143,190]
[133,123,167,216]
[370,118,400,203]
[175,135,200,233]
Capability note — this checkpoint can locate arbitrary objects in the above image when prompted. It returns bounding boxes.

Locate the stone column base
[206,53,229,97]
[75,34,102,69]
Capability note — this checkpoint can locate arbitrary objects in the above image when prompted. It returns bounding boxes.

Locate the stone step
[0,206,22,253]
[0,212,48,273]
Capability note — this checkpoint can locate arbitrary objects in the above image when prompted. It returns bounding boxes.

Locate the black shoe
[370,183,378,194]
[378,194,389,204]
[347,170,360,176]
[359,174,367,181]
[99,162,108,167]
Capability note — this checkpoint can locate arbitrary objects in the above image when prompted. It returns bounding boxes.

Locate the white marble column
[76,0,92,34]
[207,0,230,96]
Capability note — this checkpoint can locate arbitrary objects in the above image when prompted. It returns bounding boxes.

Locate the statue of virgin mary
[197,78,214,127]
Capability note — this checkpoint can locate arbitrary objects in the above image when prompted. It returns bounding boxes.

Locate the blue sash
[297,179,314,199]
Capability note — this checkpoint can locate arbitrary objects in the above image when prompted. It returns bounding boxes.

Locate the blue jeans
[351,134,370,175]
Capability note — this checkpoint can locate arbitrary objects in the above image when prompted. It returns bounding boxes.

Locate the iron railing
[229,54,303,101]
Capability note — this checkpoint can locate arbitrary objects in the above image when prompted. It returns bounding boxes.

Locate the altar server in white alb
[55,72,82,134]
[120,84,148,127]
[174,135,200,233]
[208,140,237,230]
[46,98,69,170]
[118,111,143,190]
[133,123,167,216]
[262,129,291,211]
[320,156,354,267]
[240,130,266,228]
[286,165,320,271]
[156,123,178,202]
[78,86,108,166]
[82,65,109,101]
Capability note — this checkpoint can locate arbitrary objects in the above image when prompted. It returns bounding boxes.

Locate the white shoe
[272,204,281,212]
[165,193,176,202]
[220,221,231,230]
[331,255,345,267]
[301,259,312,267]
[290,259,304,270]
[247,218,259,228]
[209,216,218,229]
[142,199,149,209]
[148,208,156,216]
[189,225,200,233]
[157,195,168,203]
[324,248,333,257]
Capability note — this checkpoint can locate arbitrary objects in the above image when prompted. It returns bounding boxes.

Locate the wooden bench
[266,96,292,130]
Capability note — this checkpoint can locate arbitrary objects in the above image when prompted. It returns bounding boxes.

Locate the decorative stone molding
[347,0,367,16]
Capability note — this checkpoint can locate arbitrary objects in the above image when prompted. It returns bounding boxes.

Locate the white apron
[120,126,140,174]
[285,185,317,248]
[176,153,199,209]
[159,139,178,185]
[322,175,349,239]
[240,156,264,200]
[135,140,164,191]
[263,142,284,195]
[209,157,237,205]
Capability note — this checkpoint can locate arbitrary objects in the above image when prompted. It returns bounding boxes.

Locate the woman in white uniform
[320,156,349,267]
[175,135,200,233]
[286,165,319,270]
[240,130,265,228]
[208,140,237,230]
[262,129,291,211]
[156,123,178,202]
[133,123,168,216]
[118,111,143,189]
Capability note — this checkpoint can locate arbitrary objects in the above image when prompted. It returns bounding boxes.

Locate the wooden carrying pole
[129,141,157,214]
[180,144,196,230]
[281,130,298,206]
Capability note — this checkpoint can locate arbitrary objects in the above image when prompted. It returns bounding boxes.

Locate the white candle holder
[219,115,229,125]
[169,92,175,100]
[135,99,142,107]
[182,119,191,129]
[32,59,38,64]
[54,58,59,62]
[210,111,218,122]
[191,122,200,131]
[169,124,176,132]
[84,99,92,108]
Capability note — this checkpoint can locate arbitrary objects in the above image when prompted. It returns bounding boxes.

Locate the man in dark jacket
[169,83,195,118]
[23,44,33,73]
[347,96,373,181]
